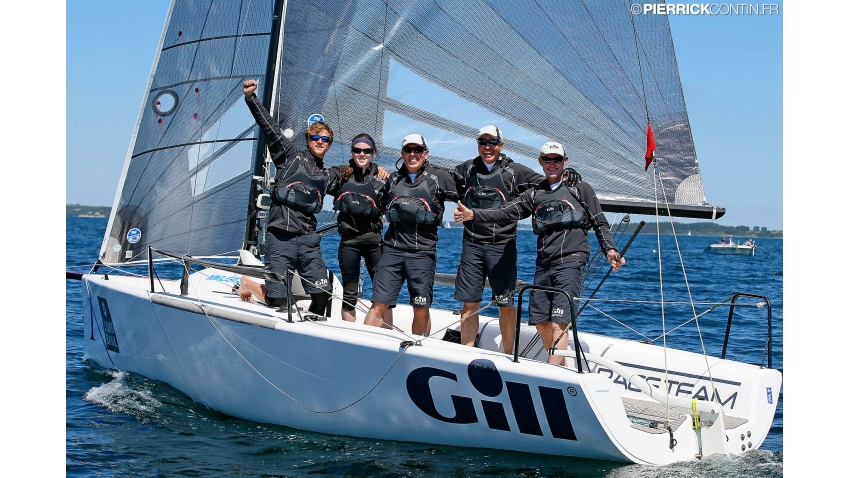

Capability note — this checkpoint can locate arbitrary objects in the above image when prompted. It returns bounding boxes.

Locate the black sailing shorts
[453,240,517,307]
[527,260,583,325]
[370,245,436,308]
[264,228,330,301]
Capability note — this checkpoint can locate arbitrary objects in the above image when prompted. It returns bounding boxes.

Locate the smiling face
[538,153,567,184]
[477,134,503,164]
[401,143,428,174]
[306,127,332,158]
[351,141,373,169]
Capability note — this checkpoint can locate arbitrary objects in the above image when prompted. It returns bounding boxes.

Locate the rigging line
[374,0,390,140]
[210,310,412,414]
[625,0,651,123]
[182,266,413,414]
[652,163,672,428]
[584,303,654,342]
[426,279,528,342]
[656,174,719,400]
[577,297,766,307]
[295,270,410,336]
[649,306,719,342]
[186,0,257,258]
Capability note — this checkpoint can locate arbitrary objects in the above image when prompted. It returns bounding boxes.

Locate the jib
[406,359,578,440]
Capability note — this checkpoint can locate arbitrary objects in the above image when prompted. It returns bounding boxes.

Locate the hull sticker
[97,296,120,353]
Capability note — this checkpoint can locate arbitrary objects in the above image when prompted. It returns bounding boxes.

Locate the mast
[243,0,287,254]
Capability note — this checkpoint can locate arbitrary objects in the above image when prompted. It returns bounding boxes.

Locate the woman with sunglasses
[455,141,625,365]
[327,133,393,323]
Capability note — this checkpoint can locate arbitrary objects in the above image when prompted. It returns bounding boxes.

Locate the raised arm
[243,79,294,167]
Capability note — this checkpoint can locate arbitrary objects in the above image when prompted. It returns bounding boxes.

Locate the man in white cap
[455,141,625,364]
[451,125,544,354]
[364,134,458,336]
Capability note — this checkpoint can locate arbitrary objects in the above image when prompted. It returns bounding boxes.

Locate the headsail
[101,0,721,264]
[100,0,276,264]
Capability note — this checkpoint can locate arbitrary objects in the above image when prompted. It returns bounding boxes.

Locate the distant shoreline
[66,204,781,237]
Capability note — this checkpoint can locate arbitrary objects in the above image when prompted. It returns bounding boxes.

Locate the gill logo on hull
[406,359,577,440]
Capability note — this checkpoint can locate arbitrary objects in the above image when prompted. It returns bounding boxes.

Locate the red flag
[644,121,656,171]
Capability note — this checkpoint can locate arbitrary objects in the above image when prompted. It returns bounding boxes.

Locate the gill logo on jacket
[406,359,577,440]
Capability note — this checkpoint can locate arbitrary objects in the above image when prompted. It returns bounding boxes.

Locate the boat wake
[83,370,163,423]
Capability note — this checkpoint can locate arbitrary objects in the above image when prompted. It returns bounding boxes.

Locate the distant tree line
[67,204,110,217]
[608,220,782,238]
[67,205,782,238]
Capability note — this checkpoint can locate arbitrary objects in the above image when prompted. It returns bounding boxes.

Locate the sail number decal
[96,296,120,353]
[406,359,577,440]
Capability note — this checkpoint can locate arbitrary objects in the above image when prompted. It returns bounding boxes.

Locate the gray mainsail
[101,0,721,265]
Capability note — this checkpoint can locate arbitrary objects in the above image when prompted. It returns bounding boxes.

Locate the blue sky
[65,1,783,230]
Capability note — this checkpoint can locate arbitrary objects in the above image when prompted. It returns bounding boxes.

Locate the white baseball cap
[401,134,428,149]
[540,141,566,157]
[477,125,503,141]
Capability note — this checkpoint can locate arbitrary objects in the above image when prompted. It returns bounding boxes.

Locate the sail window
[386,60,547,149]
[152,90,178,116]
[188,97,256,196]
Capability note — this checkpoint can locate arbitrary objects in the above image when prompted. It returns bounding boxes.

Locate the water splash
[83,370,163,423]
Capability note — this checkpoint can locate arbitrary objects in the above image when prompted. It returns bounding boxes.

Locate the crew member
[455,141,625,364]
[238,79,338,316]
[327,133,393,323]
[452,125,544,354]
[364,134,458,336]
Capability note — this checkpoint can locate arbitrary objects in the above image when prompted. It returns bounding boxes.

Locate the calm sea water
[66,217,782,476]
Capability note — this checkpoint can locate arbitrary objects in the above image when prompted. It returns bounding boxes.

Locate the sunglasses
[477,138,501,146]
[540,156,565,164]
[309,135,331,142]
[402,146,426,153]
[351,147,373,154]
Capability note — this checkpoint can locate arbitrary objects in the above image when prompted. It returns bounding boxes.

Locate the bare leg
[535,321,569,365]
[499,305,517,355]
[365,302,391,329]
[383,307,394,323]
[460,302,481,347]
[341,309,356,322]
[238,276,267,303]
[412,307,431,336]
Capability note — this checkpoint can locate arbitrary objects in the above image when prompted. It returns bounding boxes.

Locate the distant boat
[443,220,451,228]
[687,231,691,236]
[705,237,756,256]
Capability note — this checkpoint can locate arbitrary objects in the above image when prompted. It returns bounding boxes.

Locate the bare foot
[238,276,254,302]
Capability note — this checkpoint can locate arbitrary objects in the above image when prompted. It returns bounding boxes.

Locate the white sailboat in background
[73,0,780,465]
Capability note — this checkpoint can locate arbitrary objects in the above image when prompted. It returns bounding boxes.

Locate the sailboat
[74,0,780,466]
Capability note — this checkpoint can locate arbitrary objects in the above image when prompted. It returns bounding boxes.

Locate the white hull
[705,244,755,256]
[81,268,780,465]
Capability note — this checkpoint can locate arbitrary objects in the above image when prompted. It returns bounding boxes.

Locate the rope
[178,263,414,414]
[427,281,527,342]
